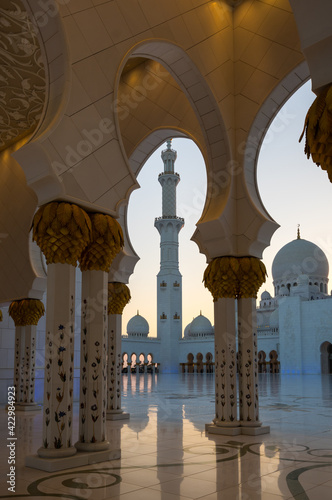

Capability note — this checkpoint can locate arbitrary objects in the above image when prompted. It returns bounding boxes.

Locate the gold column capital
[79,213,124,272]
[9,299,45,326]
[203,256,267,300]
[108,282,131,315]
[300,83,332,181]
[32,202,92,266]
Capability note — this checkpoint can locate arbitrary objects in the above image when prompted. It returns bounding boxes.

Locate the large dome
[190,313,214,336]
[272,238,329,282]
[127,313,149,335]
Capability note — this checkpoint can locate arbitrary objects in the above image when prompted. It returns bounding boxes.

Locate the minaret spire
[155,140,184,372]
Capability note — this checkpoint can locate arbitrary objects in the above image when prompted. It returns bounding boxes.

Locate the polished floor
[1,373,332,499]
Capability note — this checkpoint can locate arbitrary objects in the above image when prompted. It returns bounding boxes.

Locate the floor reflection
[1,373,332,500]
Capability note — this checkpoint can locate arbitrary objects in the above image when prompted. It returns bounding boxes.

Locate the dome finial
[137,309,139,315]
[297,224,301,239]
[166,139,172,150]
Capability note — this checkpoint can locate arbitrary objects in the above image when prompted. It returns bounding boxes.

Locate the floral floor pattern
[1,373,332,500]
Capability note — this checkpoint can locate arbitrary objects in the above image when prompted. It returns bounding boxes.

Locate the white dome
[189,313,214,335]
[272,238,329,282]
[183,323,191,337]
[261,291,271,300]
[127,313,149,335]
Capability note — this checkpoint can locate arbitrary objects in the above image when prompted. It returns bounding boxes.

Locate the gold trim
[203,256,267,300]
[9,298,45,326]
[108,282,130,315]
[79,213,124,272]
[32,202,92,266]
[300,84,332,181]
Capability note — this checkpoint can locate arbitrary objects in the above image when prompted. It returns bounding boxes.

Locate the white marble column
[238,297,269,435]
[16,325,39,410]
[75,270,109,451]
[22,325,37,404]
[13,325,24,404]
[38,263,77,458]
[9,300,44,411]
[206,297,240,435]
[107,314,129,420]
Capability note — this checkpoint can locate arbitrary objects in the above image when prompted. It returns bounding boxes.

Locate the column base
[205,422,242,436]
[37,446,77,459]
[206,422,270,436]
[75,440,110,452]
[107,409,130,421]
[26,447,120,472]
[16,403,41,412]
[241,424,270,435]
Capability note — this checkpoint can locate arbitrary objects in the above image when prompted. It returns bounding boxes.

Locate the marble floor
[1,373,332,499]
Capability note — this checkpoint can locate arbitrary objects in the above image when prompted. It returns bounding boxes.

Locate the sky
[122,80,332,335]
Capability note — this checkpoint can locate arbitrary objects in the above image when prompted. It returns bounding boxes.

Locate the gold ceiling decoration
[0,0,46,152]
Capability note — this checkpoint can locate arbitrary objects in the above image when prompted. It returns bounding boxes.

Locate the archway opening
[122,138,213,337]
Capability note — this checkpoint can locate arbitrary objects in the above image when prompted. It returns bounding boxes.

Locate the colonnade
[8,201,271,468]
[18,201,130,469]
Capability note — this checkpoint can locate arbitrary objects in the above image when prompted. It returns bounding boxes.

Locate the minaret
[154,140,184,373]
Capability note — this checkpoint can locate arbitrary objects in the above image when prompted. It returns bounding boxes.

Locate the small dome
[272,238,329,282]
[261,291,271,300]
[183,323,191,338]
[189,313,213,335]
[127,312,149,335]
[279,286,289,296]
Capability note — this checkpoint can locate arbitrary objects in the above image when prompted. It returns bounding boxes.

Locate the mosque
[122,142,332,375]
[1,2,332,497]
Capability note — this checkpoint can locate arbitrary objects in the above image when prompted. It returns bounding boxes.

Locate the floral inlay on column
[32,201,92,458]
[77,213,124,450]
[107,283,130,418]
[9,299,45,406]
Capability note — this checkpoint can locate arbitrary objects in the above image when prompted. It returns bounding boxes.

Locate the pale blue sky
[123,81,332,335]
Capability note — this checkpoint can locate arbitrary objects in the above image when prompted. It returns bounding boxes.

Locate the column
[203,257,240,435]
[9,299,45,410]
[32,201,92,460]
[75,213,124,451]
[237,257,270,435]
[203,256,269,436]
[107,282,130,420]
[212,297,240,432]
[238,298,260,427]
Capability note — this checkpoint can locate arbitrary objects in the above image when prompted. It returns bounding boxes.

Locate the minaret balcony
[155,215,184,223]
[160,281,167,288]
[173,281,180,288]
[173,313,180,320]
[158,171,180,178]
[160,313,167,320]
